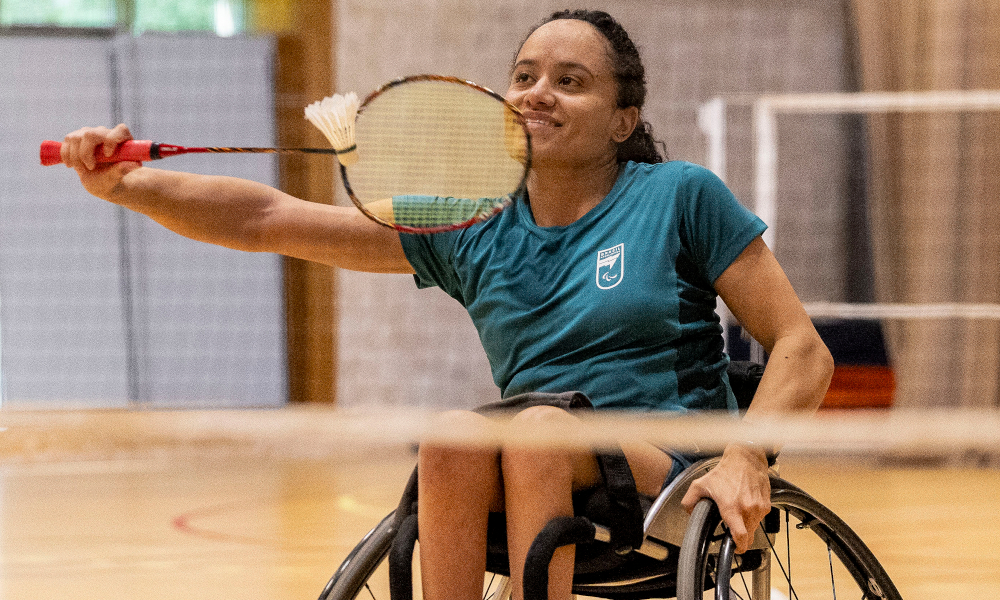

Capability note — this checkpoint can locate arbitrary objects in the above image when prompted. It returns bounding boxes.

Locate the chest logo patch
[596,243,625,290]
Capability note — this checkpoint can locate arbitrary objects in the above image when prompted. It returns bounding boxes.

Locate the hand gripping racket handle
[40,140,160,166]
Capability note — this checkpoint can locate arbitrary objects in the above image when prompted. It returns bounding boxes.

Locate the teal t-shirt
[399,161,766,412]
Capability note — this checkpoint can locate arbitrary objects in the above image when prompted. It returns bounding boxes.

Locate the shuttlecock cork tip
[305,91,360,167]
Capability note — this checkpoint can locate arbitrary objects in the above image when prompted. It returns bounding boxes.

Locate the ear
[612,106,640,143]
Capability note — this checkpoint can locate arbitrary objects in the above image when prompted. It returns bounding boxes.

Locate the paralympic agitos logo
[596,243,624,290]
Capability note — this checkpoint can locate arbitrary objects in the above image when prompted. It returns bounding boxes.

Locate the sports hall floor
[1,417,997,600]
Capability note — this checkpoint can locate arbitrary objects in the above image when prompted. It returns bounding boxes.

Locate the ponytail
[619,120,667,164]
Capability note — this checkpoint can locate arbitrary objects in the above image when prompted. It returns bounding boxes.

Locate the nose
[521,76,555,108]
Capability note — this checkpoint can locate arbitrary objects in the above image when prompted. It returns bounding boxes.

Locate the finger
[60,135,75,168]
[104,124,133,157]
[680,480,708,513]
[79,128,111,171]
[720,508,750,554]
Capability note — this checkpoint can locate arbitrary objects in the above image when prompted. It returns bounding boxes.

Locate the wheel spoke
[827,545,837,600]
[765,514,801,600]
[786,510,792,600]
[734,552,752,600]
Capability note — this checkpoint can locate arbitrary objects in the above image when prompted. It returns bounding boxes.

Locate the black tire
[677,477,902,600]
[317,511,513,600]
[318,512,397,600]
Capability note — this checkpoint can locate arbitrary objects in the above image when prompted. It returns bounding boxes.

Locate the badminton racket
[42,75,531,234]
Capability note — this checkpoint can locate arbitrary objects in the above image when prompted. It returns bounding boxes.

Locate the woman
[60,10,833,600]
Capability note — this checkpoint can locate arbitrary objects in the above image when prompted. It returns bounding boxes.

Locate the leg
[501,406,676,600]
[418,410,503,600]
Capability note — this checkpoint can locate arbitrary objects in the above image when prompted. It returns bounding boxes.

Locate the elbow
[804,330,835,410]
[772,327,834,413]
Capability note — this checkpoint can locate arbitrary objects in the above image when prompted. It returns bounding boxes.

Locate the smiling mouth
[525,119,562,128]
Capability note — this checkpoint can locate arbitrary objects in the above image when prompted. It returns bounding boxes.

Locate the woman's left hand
[680,444,771,553]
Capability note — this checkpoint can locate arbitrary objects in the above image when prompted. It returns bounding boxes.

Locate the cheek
[504,88,524,108]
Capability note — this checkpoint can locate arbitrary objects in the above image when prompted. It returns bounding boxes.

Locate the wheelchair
[317,364,902,600]
[317,457,901,600]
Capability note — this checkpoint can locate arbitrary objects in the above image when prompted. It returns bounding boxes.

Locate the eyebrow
[511,59,596,78]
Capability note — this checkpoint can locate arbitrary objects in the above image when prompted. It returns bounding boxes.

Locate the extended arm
[60,124,414,274]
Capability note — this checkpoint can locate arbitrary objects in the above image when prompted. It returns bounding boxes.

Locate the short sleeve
[677,163,767,283]
[398,230,468,305]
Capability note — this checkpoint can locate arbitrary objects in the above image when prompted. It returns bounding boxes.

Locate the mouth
[523,112,562,129]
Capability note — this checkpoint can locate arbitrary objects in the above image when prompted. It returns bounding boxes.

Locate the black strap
[393,466,419,525]
[594,449,644,555]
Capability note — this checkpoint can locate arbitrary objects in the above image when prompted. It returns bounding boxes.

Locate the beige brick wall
[334,0,853,409]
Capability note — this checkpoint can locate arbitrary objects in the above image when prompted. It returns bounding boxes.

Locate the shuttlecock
[305,92,360,166]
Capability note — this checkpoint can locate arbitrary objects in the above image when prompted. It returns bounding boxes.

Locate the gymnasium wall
[333,0,858,409]
[0,33,286,408]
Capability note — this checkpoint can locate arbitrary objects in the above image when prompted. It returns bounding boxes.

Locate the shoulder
[621,160,722,188]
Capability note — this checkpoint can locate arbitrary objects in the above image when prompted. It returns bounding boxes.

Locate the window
[0,0,115,27]
[0,0,245,36]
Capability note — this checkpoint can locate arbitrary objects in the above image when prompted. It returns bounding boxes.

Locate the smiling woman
[52,7,832,600]
[401,10,833,600]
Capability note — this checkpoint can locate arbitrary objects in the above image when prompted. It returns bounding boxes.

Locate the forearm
[63,125,414,272]
[105,167,278,252]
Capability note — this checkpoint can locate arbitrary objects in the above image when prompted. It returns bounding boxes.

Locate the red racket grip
[40,139,154,166]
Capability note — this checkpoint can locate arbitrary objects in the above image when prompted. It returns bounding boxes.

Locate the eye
[558,75,582,88]
[511,71,533,85]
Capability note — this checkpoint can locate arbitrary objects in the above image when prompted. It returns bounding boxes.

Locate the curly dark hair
[516,9,667,164]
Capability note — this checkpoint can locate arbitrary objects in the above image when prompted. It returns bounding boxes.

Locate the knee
[508,404,576,428]
[506,404,583,448]
[503,406,580,468]
[502,406,601,486]
[420,410,498,470]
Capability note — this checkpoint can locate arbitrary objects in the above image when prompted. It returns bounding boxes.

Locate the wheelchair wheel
[677,477,902,600]
[318,512,397,600]
[317,511,514,600]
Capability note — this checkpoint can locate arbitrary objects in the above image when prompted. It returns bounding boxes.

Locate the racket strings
[344,78,529,231]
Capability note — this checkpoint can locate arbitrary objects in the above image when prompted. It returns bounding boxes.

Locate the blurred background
[2,4,999,600]
[1,0,998,413]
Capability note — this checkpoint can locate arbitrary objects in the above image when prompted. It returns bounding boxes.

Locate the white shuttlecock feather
[304,92,360,167]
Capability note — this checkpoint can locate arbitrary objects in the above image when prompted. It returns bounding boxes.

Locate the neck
[526,157,622,227]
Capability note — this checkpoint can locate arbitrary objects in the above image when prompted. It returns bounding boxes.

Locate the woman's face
[506,19,637,169]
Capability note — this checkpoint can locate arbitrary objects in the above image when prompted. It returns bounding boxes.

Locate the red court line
[171,499,278,546]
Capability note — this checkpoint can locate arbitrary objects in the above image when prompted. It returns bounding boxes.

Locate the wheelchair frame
[317,457,902,600]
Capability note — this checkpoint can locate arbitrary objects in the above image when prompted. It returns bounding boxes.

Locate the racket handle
[39,139,156,166]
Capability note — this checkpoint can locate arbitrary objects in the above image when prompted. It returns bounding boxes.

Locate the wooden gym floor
[1,422,997,600]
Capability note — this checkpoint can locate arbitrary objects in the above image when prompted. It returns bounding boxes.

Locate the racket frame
[339,74,531,234]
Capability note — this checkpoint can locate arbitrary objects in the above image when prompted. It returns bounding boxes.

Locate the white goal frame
[698,90,1000,325]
